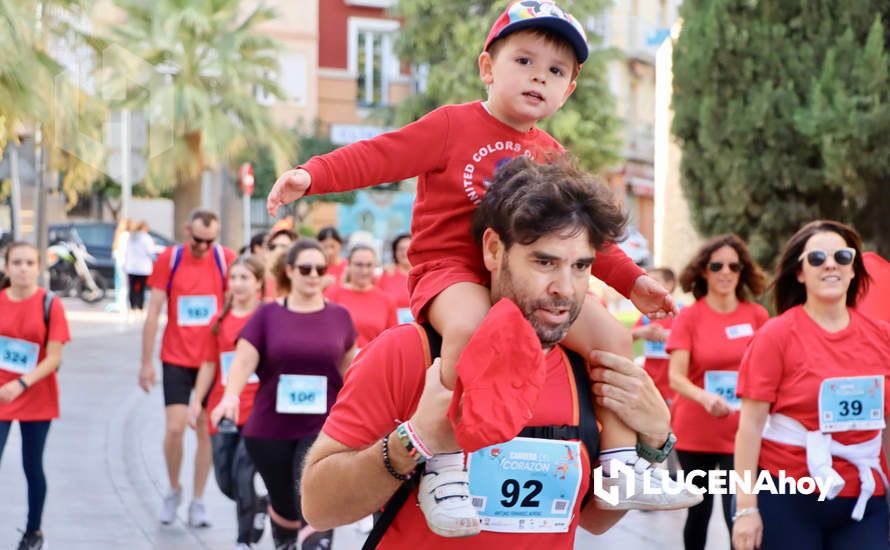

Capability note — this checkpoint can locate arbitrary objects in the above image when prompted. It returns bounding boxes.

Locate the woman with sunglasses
[325,244,398,349]
[211,239,357,550]
[667,234,768,550]
[732,221,890,550]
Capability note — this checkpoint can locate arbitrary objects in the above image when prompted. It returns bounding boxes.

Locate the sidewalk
[0,299,728,549]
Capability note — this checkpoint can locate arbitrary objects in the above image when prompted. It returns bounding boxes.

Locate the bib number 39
[818,375,885,433]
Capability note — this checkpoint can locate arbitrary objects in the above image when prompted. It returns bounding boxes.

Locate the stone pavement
[0,299,729,549]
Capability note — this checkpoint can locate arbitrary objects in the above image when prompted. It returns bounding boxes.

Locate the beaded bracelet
[17,378,29,391]
[381,433,412,482]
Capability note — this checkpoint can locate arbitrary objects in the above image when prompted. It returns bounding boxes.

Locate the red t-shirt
[202,310,259,435]
[324,324,593,549]
[377,268,410,310]
[325,285,397,348]
[0,288,70,421]
[633,314,676,401]
[859,252,890,323]
[327,258,347,285]
[737,306,890,498]
[147,245,237,368]
[665,298,769,453]
[302,102,644,300]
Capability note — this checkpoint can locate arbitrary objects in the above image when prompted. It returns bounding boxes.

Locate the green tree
[391,0,622,173]
[91,0,295,239]
[673,1,890,264]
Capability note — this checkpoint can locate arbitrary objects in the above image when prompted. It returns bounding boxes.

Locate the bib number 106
[500,479,543,508]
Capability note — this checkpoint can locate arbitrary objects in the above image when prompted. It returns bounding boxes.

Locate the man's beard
[496,259,582,347]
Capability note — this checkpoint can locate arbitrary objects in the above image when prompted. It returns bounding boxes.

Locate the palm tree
[91,0,295,237]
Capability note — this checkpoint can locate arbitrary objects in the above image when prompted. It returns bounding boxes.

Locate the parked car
[617,225,652,269]
[48,222,174,282]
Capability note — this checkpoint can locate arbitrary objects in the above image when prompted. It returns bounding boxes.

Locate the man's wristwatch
[636,431,676,463]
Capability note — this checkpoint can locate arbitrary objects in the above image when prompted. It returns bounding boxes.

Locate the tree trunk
[172,131,204,242]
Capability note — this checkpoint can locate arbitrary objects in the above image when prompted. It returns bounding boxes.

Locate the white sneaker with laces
[188,499,212,528]
[417,464,481,537]
[159,488,182,525]
[595,457,703,511]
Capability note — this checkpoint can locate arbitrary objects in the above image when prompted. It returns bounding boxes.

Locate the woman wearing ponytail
[190,255,266,549]
[0,242,71,550]
[211,239,356,550]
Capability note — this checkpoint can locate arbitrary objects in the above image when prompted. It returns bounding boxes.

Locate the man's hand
[187,401,202,430]
[629,275,678,319]
[139,359,156,393]
[267,168,311,216]
[409,359,459,455]
[0,380,24,404]
[210,395,240,427]
[699,392,733,417]
[589,350,670,447]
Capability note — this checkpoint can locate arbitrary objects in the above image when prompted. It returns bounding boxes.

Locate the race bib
[643,329,670,359]
[818,376,885,433]
[219,352,258,386]
[704,371,740,409]
[725,323,754,340]
[177,295,217,327]
[397,308,414,324]
[275,374,328,414]
[0,336,39,375]
[468,437,582,533]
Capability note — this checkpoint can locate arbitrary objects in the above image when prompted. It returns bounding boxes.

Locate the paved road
[0,300,729,549]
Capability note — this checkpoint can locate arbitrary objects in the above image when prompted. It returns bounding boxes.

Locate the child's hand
[267,168,312,216]
[629,275,678,318]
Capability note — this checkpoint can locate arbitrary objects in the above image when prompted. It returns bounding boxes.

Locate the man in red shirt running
[301,157,674,548]
[139,209,237,527]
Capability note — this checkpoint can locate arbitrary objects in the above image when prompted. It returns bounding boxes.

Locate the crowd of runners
[2,2,890,550]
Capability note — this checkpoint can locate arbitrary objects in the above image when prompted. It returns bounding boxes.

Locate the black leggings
[244,434,332,547]
[244,434,314,522]
[0,420,52,534]
[212,432,264,544]
[676,450,733,550]
[759,489,889,549]
[127,274,148,310]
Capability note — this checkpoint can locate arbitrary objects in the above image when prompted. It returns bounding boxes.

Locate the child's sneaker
[596,456,702,511]
[417,456,480,537]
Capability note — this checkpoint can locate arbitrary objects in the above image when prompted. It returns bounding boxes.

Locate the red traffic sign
[239,163,255,195]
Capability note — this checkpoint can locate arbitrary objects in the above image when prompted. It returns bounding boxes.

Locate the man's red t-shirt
[633,314,676,402]
[0,288,70,421]
[324,285,397,348]
[202,310,258,435]
[665,298,769,453]
[323,324,594,549]
[859,252,890,323]
[302,102,644,317]
[738,306,890,498]
[147,245,237,368]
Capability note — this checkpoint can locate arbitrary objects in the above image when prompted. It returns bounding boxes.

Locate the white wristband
[732,507,759,522]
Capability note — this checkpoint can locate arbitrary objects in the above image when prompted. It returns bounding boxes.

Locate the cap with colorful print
[484,1,589,64]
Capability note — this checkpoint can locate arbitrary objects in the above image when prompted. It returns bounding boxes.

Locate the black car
[48,222,174,281]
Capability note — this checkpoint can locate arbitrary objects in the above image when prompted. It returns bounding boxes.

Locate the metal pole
[35,126,48,287]
[242,192,251,248]
[9,144,21,240]
[121,109,131,220]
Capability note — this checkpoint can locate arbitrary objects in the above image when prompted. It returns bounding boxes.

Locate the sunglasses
[192,236,215,246]
[708,262,742,273]
[798,247,856,267]
[296,264,327,277]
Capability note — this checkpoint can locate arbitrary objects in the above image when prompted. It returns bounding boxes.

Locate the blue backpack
[166,244,228,293]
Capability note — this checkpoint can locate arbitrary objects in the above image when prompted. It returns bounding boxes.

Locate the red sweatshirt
[303,101,644,299]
